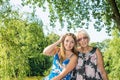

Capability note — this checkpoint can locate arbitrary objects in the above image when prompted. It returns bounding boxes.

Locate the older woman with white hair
[71,29,108,80]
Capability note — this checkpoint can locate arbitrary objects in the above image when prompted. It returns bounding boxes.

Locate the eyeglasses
[77,37,88,42]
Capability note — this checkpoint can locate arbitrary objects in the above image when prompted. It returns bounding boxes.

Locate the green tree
[104,29,120,80]
[45,32,60,44]
[0,19,44,80]
[27,32,59,76]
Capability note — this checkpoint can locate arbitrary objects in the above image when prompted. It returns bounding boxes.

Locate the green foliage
[19,0,120,32]
[0,0,18,20]
[28,53,53,76]
[45,32,60,44]
[90,39,110,52]
[104,29,120,80]
[0,18,44,80]
[1,0,120,33]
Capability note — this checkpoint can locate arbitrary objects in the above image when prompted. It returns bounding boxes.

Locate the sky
[10,0,112,42]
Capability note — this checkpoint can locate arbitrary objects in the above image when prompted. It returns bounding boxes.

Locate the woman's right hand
[58,35,64,43]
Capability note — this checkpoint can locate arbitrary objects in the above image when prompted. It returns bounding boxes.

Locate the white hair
[76,29,90,41]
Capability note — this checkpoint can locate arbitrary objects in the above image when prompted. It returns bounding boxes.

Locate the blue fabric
[44,53,72,80]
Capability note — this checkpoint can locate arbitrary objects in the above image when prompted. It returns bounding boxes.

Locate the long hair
[60,33,78,64]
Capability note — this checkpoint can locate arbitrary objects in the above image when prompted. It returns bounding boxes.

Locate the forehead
[78,33,87,37]
[65,36,74,40]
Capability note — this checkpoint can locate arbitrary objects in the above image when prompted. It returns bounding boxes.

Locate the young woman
[43,33,78,80]
[71,29,108,80]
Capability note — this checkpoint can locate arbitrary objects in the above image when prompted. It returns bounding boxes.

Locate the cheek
[71,43,75,48]
[86,40,89,43]
[79,41,82,45]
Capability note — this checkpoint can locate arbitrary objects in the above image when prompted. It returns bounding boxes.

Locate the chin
[65,48,72,51]
[81,45,87,48]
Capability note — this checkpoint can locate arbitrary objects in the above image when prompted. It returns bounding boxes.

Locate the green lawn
[11,76,44,80]
[25,76,42,80]
[24,76,43,80]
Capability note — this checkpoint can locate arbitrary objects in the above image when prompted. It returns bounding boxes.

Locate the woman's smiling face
[64,35,75,51]
[77,33,89,48]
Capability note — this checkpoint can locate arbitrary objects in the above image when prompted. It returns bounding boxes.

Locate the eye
[77,36,88,42]
[65,40,69,42]
[77,38,82,42]
[71,41,74,43]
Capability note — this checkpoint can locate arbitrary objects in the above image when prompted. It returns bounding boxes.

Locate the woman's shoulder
[69,52,78,60]
[90,47,97,53]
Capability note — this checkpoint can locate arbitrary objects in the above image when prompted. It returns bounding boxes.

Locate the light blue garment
[44,53,72,80]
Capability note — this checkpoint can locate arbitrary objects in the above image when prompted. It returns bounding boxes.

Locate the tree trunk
[109,0,120,31]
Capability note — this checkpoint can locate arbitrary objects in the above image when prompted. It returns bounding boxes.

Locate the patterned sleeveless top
[44,53,74,80]
[71,47,103,80]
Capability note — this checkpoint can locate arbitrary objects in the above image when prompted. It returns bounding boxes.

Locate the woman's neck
[81,46,91,53]
[64,50,73,58]
[64,49,72,51]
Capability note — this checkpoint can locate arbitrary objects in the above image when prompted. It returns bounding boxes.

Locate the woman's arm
[96,48,109,80]
[52,54,78,80]
[43,40,61,56]
[43,35,63,56]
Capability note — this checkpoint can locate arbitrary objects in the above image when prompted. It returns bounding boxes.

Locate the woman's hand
[43,34,64,56]
[58,34,64,43]
[52,76,61,80]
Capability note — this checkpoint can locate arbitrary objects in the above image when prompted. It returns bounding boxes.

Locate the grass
[10,76,44,80]
[24,76,43,80]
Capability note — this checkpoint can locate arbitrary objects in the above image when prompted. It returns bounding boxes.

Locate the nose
[68,42,71,46]
[67,42,73,48]
[81,38,84,41]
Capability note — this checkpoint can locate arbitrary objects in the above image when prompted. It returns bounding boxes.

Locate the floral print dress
[44,53,73,80]
[71,47,103,80]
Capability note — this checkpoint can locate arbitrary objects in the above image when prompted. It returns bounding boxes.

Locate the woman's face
[64,35,75,51]
[77,33,89,47]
